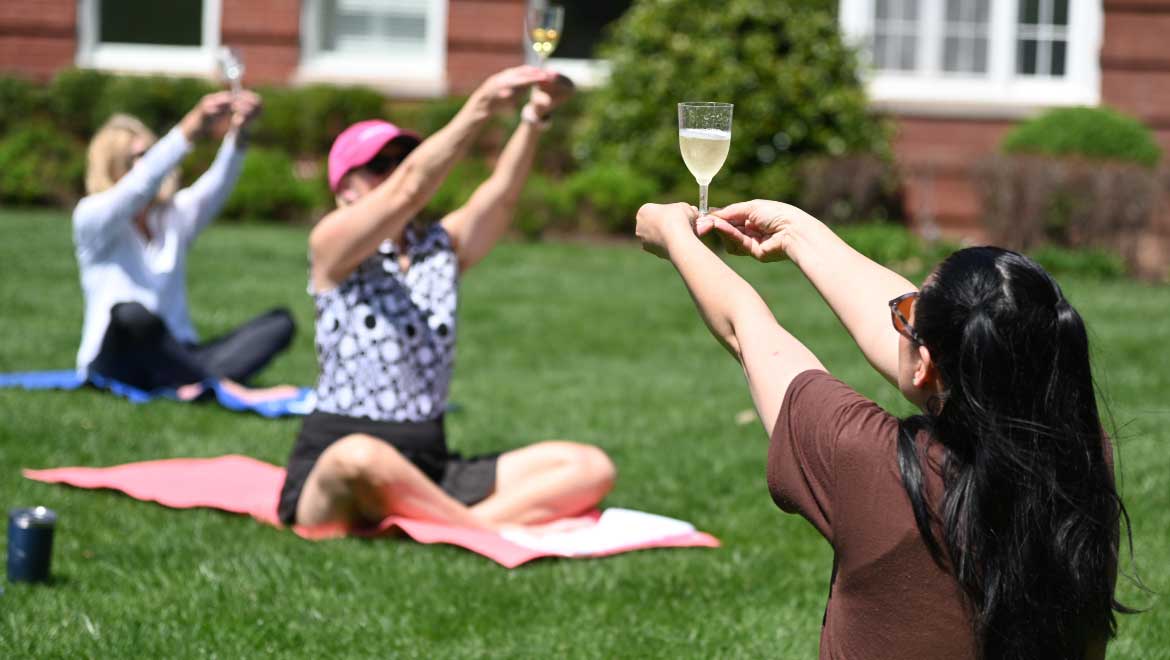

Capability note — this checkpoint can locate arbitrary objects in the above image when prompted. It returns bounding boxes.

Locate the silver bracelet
[520,104,553,131]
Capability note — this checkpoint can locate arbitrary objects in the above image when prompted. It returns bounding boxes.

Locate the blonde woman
[75,91,296,402]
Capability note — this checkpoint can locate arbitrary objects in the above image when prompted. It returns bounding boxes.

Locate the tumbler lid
[10,506,57,528]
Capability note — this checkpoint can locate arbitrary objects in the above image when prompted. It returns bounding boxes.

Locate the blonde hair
[85,114,180,203]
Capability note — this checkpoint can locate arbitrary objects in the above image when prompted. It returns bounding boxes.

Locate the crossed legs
[294,434,616,531]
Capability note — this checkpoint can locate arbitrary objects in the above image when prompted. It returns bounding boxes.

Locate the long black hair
[896,247,1131,659]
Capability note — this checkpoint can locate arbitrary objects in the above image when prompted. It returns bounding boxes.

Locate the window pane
[1017,39,1038,74]
[1019,0,1040,24]
[557,0,631,59]
[972,37,988,72]
[873,0,919,72]
[1051,40,1066,76]
[322,0,429,54]
[100,0,202,46]
[943,36,961,71]
[942,0,989,74]
[899,35,917,70]
[1053,0,1069,26]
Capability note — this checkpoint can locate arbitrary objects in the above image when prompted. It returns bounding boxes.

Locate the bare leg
[295,434,493,530]
[471,441,616,527]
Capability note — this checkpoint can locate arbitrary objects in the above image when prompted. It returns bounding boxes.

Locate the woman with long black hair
[635,199,1130,659]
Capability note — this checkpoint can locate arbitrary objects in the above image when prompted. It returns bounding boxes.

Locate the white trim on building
[77,0,223,76]
[838,0,1102,118]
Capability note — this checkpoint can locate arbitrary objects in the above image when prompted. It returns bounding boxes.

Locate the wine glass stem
[698,183,710,216]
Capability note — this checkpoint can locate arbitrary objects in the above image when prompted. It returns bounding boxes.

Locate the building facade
[1,0,1166,269]
[0,0,529,95]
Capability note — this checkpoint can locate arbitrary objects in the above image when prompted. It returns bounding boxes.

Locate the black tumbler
[7,507,57,583]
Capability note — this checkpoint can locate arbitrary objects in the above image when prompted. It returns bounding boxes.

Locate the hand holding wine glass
[678,102,733,216]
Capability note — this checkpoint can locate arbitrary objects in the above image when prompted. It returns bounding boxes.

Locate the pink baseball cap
[327,119,421,192]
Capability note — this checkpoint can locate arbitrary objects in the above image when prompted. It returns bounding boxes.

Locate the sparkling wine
[679,128,731,185]
[529,26,560,58]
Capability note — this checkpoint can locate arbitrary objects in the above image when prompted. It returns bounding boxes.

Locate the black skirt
[277,410,498,525]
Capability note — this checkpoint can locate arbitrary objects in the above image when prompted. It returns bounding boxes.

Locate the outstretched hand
[635,202,700,259]
[229,90,263,134]
[528,73,575,118]
[472,65,557,116]
[701,199,818,262]
[178,91,234,141]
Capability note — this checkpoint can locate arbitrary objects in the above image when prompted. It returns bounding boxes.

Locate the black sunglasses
[889,291,924,345]
[361,152,405,177]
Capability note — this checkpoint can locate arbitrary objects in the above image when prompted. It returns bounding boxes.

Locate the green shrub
[48,69,113,135]
[836,222,958,277]
[1002,106,1161,167]
[0,76,46,134]
[1029,244,1127,280]
[253,84,387,157]
[575,0,888,204]
[220,148,315,222]
[0,122,85,205]
[93,75,216,137]
[567,163,658,233]
[424,159,493,217]
[516,174,576,239]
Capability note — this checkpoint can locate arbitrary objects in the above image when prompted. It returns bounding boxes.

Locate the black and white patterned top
[311,222,458,422]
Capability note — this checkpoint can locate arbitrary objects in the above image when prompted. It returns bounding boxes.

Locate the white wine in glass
[678,102,733,215]
[526,5,564,66]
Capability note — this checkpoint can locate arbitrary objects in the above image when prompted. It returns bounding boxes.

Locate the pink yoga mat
[24,455,719,568]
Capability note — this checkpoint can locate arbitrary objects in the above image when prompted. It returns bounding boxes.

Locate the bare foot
[176,382,207,401]
[219,380,302,404]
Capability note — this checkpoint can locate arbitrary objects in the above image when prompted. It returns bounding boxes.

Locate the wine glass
[217,47,244,97]
[526,4,564,68]
[678,102,733,216]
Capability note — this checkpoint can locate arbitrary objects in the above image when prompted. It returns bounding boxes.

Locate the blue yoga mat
[0,370,314,418]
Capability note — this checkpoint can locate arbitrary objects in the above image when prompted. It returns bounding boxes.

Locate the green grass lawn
[0,208,1167,658]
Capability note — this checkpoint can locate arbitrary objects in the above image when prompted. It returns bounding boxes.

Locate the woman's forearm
[663,224,824,434]
[308,101,493,287]
[442,118,542,270]
[784,217,916,383]
[172,131,245,237]
[664,228,775,357]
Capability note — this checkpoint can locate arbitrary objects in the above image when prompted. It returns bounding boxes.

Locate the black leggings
[88,302,295,391]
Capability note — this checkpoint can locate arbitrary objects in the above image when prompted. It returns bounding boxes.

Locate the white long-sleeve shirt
[73,127,245,375]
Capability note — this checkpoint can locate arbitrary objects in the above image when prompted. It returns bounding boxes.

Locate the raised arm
[73,93,233,258]
[707,200,916,385]
[309,66,555,291]
[172,91,262,242]
[636,203,824,436]
[441,75,574,272]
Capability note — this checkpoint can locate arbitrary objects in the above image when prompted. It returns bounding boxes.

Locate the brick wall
[446,0,525,94]
[893,1,1170,272]
[221,0,300,85]
[0,0,75,80]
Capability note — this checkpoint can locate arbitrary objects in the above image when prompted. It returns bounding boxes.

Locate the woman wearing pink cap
[277,66,616,531]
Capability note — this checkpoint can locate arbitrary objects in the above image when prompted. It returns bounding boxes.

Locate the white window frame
[296,0,448,97]
[839,0,1102,118]
[540,57,611,89]
[76,0,222,75]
